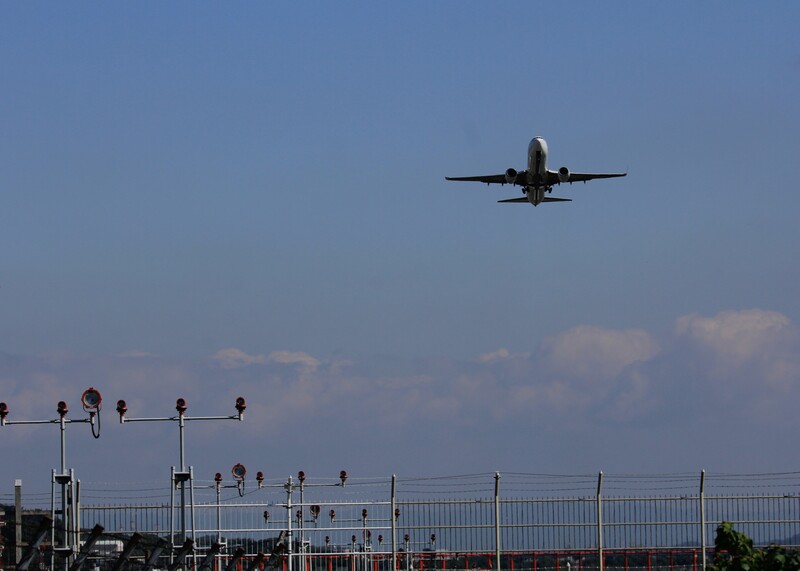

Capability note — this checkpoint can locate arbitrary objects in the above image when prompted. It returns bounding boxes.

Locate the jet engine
[558,167,570,183]
[505,168,518,184]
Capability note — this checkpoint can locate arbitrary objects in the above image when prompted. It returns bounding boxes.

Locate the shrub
[711,521,800,570]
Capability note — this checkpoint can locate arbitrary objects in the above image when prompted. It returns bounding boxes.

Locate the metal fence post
[74,475,81,560]
[391,475,397,571]
[286,476,294,571]
[169,466,176,565]
[700,470,706,571]
[15,480,23,566]
[597,471,604,571]
[494,472,501,571]
[190,465,197,569]
[49,474,56,571]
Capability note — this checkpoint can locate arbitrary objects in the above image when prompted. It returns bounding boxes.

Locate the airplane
[446,136,626,206]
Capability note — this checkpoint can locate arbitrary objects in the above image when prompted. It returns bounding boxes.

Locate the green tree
[711,521,800,571]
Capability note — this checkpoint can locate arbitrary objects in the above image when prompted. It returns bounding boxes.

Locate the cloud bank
[2,309,799,484]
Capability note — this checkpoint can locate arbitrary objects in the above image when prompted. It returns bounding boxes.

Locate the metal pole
[494,472,501,571]
[190,466,197,571]
[75,478,82,556]
[69,524,104,571]
[68,476,74,558]
[15,480,22,565]
[362,512,367,571]
[50,473,55,571]
[300,480,305,571]
[179,415,186,547]
[286,477,294,571]
[179,413,186,471]
[179,481,186,548]
[597,472,604,571]
[168,540,194,571]
[72,473,80,558]
[700,470,706,571]
[59,416,69,559]
[391,475,397,571]
[216,479,222,571]
[216,479,222,546]
[170,466,176,566]
[60,416,67,475]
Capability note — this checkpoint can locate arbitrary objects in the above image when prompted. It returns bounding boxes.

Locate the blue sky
[2,3,800,491]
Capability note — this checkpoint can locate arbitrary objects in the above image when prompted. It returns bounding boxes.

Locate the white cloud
[266,350,320,373]
[676,309,791,363]
[541,325,660,383]
[675,309,800,394]
[211,348,269,368]
[478,348,530,363]
[479,348,511,363]
[211,348,320,373]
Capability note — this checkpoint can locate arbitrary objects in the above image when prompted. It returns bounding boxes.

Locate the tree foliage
[711,521,800,571]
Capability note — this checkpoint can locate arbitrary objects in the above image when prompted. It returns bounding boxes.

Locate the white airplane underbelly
[527,137,548,185]
[528,187,545,206]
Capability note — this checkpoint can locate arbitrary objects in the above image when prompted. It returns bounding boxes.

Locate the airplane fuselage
[526,137,549,205]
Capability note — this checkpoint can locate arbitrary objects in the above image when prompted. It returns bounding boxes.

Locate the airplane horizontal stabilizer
[497,197,572,203]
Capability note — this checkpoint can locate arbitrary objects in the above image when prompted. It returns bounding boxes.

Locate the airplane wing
[445,174,509,184]
[546,171,627,185]
[498,197,572,203]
